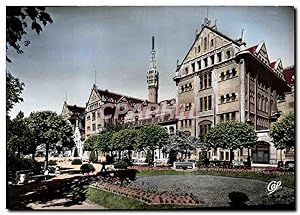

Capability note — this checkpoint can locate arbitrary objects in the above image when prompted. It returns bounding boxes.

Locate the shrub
[228,191,249,207]
[48,160,57,166]
[89,150,97,163]
[71,159,82,165]
[8,155,42,176]
[106,154,114,164]
[113,160,128,170]
[80,163,95,174]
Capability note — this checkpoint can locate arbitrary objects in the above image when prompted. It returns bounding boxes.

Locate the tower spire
[150,35,156,69]
[146,35,159,104]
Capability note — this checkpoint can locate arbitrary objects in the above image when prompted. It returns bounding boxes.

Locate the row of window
[199,73,212,90]
[199,96,212,112]
[186,50,232,75]
[180,82,193,93]
[220,93,237,104]
[219,112,237,122]
[87,123,97,131]
[220,68,237,81]
[180,119,192,127]
[257,94,269,113]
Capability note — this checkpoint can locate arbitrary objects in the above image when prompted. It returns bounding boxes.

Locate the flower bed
[91,178,202,206]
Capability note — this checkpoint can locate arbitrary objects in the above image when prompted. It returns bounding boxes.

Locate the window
[92,124,96,131]
[232,112,236,121]
[232,68,237,77]
[226,70,230,79]
[180,120,183,127]
[220,95,225,104]
[226,94,230,102]
[217,52,222,62]
[220,72,225,81]
[220,114,224,122]
[185,67,188,74]
[208,73,212,87]
[225,151,229,160]
[200,98,203,112]
[210,39,214,47]
[226,113,230,121]
[204,37,207,50]
[210,55,214,65]
[97,110,101,117]
[87,115,91,121]
[200,76,203,89]
[204,97,207,110]
[197,60,201,70]
[204,76,208,88]
[226,50,231,59]
[199,120,212,141]
[204,58,208,67]
[181,85,184,93]
[92,112,96,121]
[198,45,200,53]
[192,63,195,72]
[208,95,212,110]
[188,83,192,90]
[87,126,91,131]
[231,93,237,101]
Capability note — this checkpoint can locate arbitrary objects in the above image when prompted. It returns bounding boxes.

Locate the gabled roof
[176,25,243,71]
[247,45,258,54]
[97,88,144,105]
[66,104,85,114]
[283,66,295,86]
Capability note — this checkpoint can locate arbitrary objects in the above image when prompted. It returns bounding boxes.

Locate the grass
[136,169,294,189]
[86,186,202,209]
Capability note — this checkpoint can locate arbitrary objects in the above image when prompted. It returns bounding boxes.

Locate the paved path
[129,175,294,207]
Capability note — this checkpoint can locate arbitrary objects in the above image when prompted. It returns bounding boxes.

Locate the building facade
[173,18,292,164]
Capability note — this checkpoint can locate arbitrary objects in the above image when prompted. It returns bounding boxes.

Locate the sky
[7,6,295,118]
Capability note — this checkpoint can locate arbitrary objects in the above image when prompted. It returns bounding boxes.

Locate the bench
[173,161,196,169]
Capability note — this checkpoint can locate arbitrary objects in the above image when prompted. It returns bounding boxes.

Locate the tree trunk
[152,149,155,166]
[128,149,131,161]
[44,142,49,171]
[32,151,35,161]
[229,148,233,163]
[118,151,121,160]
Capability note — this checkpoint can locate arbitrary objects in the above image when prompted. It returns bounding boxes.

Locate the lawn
[136,169,294,189]
[86,186,202,209]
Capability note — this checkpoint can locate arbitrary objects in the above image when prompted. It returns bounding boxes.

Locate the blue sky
[7,6,294,117]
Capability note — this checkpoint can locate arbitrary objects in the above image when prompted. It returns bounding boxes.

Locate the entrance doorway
[252,141,270,163]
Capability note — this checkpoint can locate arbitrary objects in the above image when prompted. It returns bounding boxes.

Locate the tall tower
[146,35,159,103]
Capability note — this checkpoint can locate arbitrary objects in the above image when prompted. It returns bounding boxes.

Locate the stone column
[239,59,246,123]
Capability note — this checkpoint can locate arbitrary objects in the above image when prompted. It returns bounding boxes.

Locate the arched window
[210,39,214,47]
[204,37,207,50]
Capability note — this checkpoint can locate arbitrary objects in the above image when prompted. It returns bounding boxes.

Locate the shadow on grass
[7,174,96,210]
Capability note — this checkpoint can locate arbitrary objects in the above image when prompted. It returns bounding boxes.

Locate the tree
[205,121,257,162]
[270,112,295,158]
[111,128,138,160]
[6,71,25,114]
[136,124,170,165]
[165,131,200,160]
[6,6,53,62]
[27,111,74,170]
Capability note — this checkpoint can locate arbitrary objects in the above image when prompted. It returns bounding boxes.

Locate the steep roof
[176,25,243,71]
[66,104,85,115]
[283,66,295,86]
[247,45,258,54]
[97,88,144,105]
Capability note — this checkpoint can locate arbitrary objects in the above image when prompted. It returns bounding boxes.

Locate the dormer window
[210,39,214,47]
[226,50,231,59]
[220,95,225,104]
[204,37,207,50]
